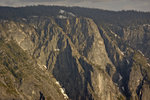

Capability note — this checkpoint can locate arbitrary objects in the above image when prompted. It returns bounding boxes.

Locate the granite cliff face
[0,39,67,100]
[0,7,150,100]
[0,16,124,100]
[99,24,150,100]
[106,24,150,58]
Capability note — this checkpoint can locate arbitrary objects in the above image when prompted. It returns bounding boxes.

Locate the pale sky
[0,0,150,12]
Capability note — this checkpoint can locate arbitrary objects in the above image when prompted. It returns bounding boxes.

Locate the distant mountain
[0,6,150,100]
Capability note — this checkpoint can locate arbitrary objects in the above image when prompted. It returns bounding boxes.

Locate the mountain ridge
[0,6,150,100]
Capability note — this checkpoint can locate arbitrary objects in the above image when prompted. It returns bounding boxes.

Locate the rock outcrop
[98,25,150,100]
[0,16,124,100]
[0,39,66,100]
[0,6,150,100]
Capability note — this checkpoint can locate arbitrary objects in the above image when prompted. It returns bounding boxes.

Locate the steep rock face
[55,17,114,69]
[0,6,150,100]
[99,26,132,98]
[122,24,150,58]
[0,16,124,100]
[99,25,150,100]
[106,24,150,58]
[0,39,66,100]
[128,52,150,100]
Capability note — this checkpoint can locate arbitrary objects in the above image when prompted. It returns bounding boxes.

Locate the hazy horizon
[0,0,150,12]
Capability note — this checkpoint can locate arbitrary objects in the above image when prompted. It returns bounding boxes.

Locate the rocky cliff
[0,15,124,100]
[98,24,150,100]
[0,39,67,100]
[0,6,150,100]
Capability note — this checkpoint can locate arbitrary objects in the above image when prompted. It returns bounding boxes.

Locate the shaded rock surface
[0,7,150,100]
[98,25,150,100]
[0,16,124,100]
[0,39,66,100]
